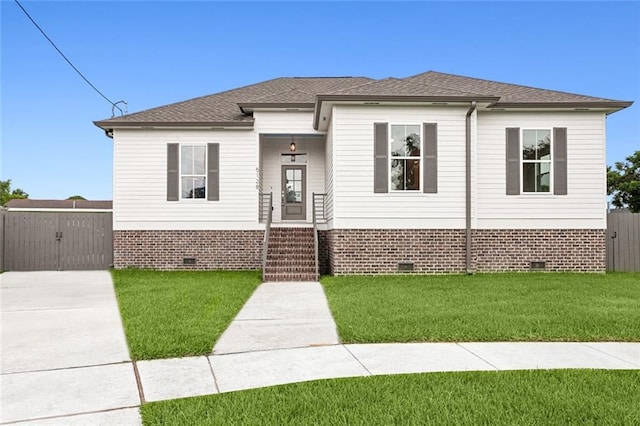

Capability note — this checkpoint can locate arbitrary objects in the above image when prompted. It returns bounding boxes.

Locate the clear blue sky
[2,1,639,200]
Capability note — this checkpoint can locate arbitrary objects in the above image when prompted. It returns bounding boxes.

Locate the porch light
[290,138,296,152]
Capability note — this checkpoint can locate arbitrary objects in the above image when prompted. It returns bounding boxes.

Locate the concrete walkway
[212,282,339,354]
[2,277,639,425]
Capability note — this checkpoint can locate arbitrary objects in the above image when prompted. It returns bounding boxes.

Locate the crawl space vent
[530,261,546,271]
[183,258,197,266]
[398,262,414,272]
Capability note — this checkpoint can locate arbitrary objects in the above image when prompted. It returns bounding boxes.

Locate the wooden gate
[3,212,113,271]
[606,210,640,272]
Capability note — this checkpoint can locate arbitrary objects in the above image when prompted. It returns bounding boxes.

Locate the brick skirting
[324,228,605,275]
[113,230,263,270]
[473,229,606,273]
[325,229,466,274]
[114,228,605,273]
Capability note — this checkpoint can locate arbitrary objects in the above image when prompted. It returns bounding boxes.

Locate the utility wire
[13,0,124,115]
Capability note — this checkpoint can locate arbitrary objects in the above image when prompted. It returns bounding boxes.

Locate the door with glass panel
[281,165,306,220]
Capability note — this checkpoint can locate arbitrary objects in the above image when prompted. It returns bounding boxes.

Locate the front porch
[258,134,327,225]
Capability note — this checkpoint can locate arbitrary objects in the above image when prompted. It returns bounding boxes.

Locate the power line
[13,0,124,115]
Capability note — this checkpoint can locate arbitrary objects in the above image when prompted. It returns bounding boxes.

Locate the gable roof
[94,71,632,130]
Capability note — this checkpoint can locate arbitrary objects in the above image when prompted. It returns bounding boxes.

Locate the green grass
[141,370,640,425]
[322,273,640,343]
[111,269,261,360]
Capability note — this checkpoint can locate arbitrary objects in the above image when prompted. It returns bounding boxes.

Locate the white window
[181,145,206,199]
[522,129,551,193]
[390,124,421,191]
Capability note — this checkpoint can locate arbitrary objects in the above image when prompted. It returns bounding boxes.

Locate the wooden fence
[606,210,640,272]
[2,211,113,271]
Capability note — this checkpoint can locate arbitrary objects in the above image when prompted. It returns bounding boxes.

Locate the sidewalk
[2,278,639,425]
[137,341,640,401]
[113,280,640,403]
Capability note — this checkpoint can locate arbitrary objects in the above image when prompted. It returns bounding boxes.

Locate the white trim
[114,220,264,231]
[179,143,208,200]
[520,128,553,194]
[388,123,423,193]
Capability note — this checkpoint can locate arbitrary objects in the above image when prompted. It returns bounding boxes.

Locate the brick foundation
[325,229,467,274]
[324,228,605,275]
[113,228,605,274]
[318,230,330,276]
[473,229,606,272]
[113,230,263,270]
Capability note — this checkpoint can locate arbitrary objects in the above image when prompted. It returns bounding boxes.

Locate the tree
[67,195,86,200]
[0,179,28,206]
[607,150,640,212]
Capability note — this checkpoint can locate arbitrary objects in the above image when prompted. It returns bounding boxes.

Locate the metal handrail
[312,193,327,280]
[260,192,273,281]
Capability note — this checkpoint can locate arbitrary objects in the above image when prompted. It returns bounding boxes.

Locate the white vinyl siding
[332,105,467,229]
[253,111,324,135]
[476,111,606,229]
[113,129,259,230]
[112,108,606,232]
[324,118,335,226]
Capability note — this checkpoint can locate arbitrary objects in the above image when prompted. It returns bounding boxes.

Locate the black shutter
[506,128,520,195]
[423,123,438,193]
[207,143,219,201]
[167,143,179,201]
[374,123,388,193]
[553,127,567,195]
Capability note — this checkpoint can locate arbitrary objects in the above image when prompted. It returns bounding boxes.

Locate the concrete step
[263,273,317,282]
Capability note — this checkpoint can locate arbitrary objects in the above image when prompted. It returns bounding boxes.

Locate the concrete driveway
[1,271,141,424]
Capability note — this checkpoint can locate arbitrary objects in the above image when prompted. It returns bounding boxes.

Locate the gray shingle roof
[95,77,373,127]
[94,71,631,129]
[244,88,315,104]
[327,77,489,97]
[405,71,624,104]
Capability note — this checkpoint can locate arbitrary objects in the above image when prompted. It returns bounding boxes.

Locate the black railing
[312,193,327,280]
[259,192,273,281]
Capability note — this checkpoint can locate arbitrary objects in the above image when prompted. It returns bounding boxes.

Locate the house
[94,71,632,279]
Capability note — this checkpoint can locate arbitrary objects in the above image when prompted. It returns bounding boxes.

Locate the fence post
[0,208,5,271]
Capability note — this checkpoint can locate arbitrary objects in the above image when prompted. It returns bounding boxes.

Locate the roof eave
[93,120,255,130]
[237,102,315,113]
[313,94,501,129]
[487,101,633,112]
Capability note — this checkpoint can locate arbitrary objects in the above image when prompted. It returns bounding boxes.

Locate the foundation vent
[530,261,546,271]
[398,262,414,272]
[183,257,197,265]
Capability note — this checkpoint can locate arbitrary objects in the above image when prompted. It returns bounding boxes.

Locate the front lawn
[141,370,640,425]
[322,273,640,343]
[112,270,261,360]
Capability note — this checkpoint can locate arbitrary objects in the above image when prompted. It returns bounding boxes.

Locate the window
[181,145,206,199]
[390,125,421,191]
[522,129,551,193]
